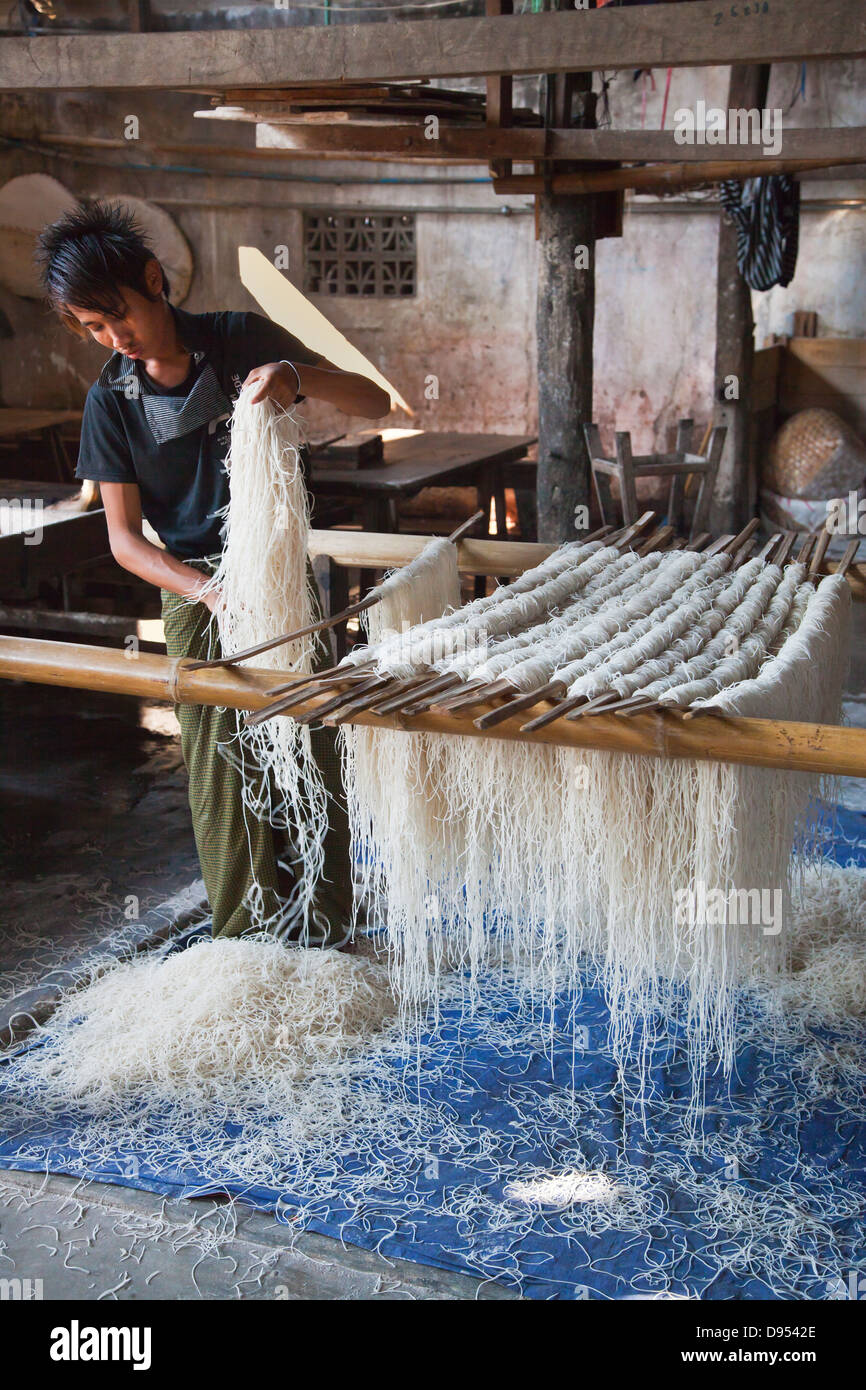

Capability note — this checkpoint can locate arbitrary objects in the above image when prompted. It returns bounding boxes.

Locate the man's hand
[196,582,222,614]
[242,362,300,409]
[243,356,391,420]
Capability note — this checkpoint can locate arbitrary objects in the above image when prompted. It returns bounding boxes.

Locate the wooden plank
[3,634,866,780]
[786,337,866,368]
[750,376,779,413]
[254,121,866,163]
[1,2,863,91]
[780,359,866,397]
[311,433,535,495]
[493,155,865,195]
[0,606,164,642]
[752,344,783,383]
[0,408,83,437]
[308,528,551,577]
[34,123,866,170]
[221,84,435,103]
[0,509,111,597]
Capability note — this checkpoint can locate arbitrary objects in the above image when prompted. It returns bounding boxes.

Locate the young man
[37,200,390,943]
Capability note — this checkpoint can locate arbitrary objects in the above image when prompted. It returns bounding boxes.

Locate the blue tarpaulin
[0,808,864,1300]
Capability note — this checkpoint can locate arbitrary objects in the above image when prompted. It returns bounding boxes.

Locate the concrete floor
[0,597,863,1301]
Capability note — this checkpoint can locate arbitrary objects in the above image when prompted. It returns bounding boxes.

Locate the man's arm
[100,482,219,610]
[243,355,391,418]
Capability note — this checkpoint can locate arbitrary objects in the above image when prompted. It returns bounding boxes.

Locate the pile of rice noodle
[760,860,866,1022]
[197,390,328,938]
[17,939,397,1114]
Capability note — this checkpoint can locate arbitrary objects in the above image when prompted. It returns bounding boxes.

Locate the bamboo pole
[306,529,866,598]
[2,634,866,780]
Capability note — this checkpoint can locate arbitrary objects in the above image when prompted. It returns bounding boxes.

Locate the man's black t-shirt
[75,305,319,560]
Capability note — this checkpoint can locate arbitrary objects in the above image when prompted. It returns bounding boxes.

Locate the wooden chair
[583,419,727,540]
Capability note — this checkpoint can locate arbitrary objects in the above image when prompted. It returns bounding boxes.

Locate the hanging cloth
[719,175,801,291]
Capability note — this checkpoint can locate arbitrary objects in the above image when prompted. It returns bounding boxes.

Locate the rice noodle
[197,390,328,938]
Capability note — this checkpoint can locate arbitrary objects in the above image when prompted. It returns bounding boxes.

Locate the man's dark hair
[36,198,171,335]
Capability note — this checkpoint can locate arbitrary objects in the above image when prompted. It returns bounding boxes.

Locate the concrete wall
[0,56,863,455]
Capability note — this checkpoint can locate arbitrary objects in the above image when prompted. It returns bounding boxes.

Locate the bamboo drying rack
[0,523,864,780]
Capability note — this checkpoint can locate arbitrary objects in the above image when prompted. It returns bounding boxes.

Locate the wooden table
[311,430,536,603]
[0,409,83,483]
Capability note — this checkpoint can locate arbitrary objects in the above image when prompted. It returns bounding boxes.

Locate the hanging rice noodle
[197,390,328,937]
[338,540,852,1111]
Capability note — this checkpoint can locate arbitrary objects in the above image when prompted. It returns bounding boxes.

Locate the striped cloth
[161,562,353,945]
[719,175,800,291]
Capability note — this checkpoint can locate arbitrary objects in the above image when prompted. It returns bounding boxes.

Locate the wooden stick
[582,524,616,543]
[725,517,760,558]
[600,690,658,714]
[615,696,662,716]
[244,689,319,727]
[340,675,408,712]
[400,675,491,716]
[636,525,674,556]
[446,508,486,544]
[433,678,489,711]
[469,679,564,728]
[808,525,833,578]
[188,512,484,675]
[681,702,728,721]
[373,679,445,714]
[733,535,758,567]
[568,691,621,719]
[689,532,712,551]
[246,668,372,724]
[613,511,658,550]
[434,676,514,712]
[797,532,816,564]
[4,635,866,781]
[259,664,372,702]
[703,533,736,556]
[755,532,783,562]
[774,532,798,568]
[320,680,398,724]
[520,693,588,732]
[836,537,861,579]
[185,593,381,671]
[367,675,433,714]
[292,674,390,725]
[387,672,462,713]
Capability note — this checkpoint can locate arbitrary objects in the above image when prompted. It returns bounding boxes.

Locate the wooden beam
[1,2,863,91]
[712,63,770,532]
[2,633,865,780]
[254,121,866,164]
[493,156,865,195]
[307,528,553,578]
[29,126,866,172]
[486,0,513,181]
[536,72,596,544]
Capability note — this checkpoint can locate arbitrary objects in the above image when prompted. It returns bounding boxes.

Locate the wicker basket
[763,408,866,499]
